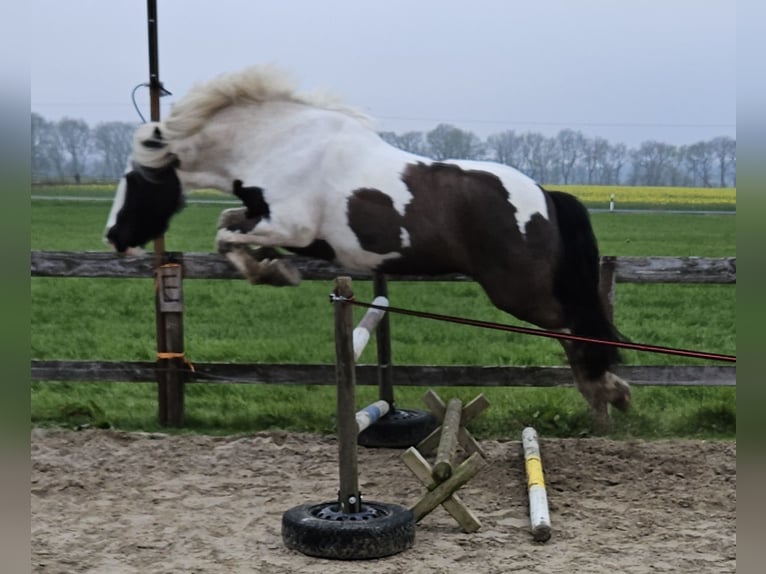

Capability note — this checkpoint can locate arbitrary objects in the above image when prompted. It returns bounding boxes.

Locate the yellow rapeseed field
[559,185,736,208]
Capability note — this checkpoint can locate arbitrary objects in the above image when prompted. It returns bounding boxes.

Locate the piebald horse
[105,65,630,423]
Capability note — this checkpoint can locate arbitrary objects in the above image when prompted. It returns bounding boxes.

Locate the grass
[30,185,736,438]
[30,278,735,367]
[30,382,735,439]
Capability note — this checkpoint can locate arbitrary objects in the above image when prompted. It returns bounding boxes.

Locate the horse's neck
[174,102,381,193]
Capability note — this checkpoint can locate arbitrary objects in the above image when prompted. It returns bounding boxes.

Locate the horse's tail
[548,190,623,379]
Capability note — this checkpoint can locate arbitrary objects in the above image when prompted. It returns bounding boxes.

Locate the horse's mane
[161,65,374,140]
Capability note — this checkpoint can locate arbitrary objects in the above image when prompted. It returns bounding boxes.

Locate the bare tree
[581,137,612,184]
[93,121,135,179]
[426,123,484,160]
[554,129,585,184]
[682,142,714,187]
[379,130,428,155]
[31,112,50,177]
[57,117,91,180]
[517,132,556,183]
[709,136,736,187]
[629,141,678,186]
[604,143,627,184]
[486,130,523,168]
[31,112,66,179]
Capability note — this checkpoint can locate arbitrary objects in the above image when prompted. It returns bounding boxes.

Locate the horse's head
[104,124,184,254]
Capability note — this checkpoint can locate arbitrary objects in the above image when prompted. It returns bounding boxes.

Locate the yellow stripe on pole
[525,455,545,488]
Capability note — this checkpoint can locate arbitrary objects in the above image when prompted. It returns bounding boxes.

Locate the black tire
[358,408,438,448]
[282,501,415,559]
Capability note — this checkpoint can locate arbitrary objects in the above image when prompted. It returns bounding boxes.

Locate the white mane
[161,65,374,141]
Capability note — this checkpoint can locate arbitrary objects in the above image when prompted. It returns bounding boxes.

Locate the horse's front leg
[215,210,309,287]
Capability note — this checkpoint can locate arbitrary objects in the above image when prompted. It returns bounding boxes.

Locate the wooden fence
[31,251,736,424]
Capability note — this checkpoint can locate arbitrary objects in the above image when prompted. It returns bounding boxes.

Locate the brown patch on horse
[347,188,404,254]
[387,161,526,276]
[392,162,563,328]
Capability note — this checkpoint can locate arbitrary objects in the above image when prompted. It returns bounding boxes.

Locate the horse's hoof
[611,392,631,412]
[217,207,249,229]
[606,373,631,411]
[249,246,284,261]
[253,259,302,287]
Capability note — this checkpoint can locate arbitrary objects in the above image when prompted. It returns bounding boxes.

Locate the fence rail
[30,251,736,418]
[30,360,735,387]
[31,251,736,283]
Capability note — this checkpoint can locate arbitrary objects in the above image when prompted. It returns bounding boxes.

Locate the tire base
[357,408,438,449]
[282,501,415,560]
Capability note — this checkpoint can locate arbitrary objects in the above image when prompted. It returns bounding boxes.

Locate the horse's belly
[332,248,404,273]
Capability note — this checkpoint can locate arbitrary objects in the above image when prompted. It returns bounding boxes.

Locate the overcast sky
[30,0,735,148]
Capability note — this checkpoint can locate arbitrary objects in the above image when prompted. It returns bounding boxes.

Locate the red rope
[332,296,736,363]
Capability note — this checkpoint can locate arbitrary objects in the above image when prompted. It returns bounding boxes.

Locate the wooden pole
[432,398,463,482]
[334,277,361,513]
[599,256,617,323]
[400,447,482,532]
[373,273,395,405]
[408,451,484,526]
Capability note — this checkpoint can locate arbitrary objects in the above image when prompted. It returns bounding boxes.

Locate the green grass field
[30,185,736,438]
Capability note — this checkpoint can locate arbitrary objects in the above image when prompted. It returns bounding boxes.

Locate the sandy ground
[31,428,735,574]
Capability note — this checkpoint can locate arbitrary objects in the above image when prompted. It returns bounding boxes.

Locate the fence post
[155,255,185,426]
[373,273,395,405]
[599,256,617,323]
[333,276,361,513]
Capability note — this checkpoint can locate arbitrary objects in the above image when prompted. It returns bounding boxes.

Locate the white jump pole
[522,426,552,542]
[355,399,391,434]
[352,296,389,361]
[351,297,391,433]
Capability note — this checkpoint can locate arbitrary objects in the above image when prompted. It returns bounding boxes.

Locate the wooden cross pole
[416,390,489,459]
[401,389,490,532]
[401,447,483,533]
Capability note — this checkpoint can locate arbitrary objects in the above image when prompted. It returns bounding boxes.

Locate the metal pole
[147,0,161,123]
[147,0,162,263]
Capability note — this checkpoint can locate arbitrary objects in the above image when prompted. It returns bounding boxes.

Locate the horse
[105,65,630,424]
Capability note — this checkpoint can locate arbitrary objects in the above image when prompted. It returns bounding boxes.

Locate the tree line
[32,112,735,187]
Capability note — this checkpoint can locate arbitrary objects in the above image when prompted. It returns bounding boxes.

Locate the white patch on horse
[105,174,127,234]
[400,227,411,248]
[443,159,549,235]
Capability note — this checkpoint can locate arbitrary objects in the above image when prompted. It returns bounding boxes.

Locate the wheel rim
[386,408,418,421]
[311,502,390,521]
